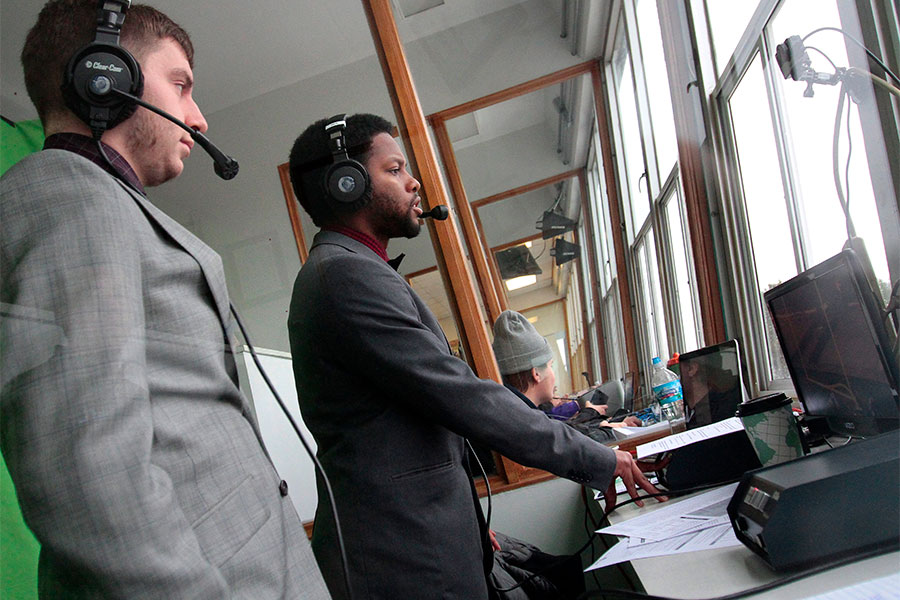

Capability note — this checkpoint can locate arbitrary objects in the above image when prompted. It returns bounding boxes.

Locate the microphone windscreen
[429,205,450,220]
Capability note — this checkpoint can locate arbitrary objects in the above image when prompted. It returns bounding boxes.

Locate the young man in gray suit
[287,113,664,600]
[0,2,330,597]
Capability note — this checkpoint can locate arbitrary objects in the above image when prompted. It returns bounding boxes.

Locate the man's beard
[125,108,181,187]
[368,189,421,240]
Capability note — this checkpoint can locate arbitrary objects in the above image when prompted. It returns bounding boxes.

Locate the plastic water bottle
[651,357,684,422]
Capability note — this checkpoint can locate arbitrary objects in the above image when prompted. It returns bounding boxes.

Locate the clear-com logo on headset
[84,60,124,73]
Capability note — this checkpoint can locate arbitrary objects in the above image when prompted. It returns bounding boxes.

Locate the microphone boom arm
[110,88,239,180]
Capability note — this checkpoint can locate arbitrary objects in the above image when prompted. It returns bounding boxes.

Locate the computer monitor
[679,339,748,430]
[764,248,899,437]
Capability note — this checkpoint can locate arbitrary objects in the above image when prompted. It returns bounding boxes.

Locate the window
[708,0,899,390]
[586,133,628,381]
[604,1,704,381]
[705,0,761,75]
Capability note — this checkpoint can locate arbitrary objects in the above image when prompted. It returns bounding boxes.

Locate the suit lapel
[124,184,231,328]
[117,181,239,378]
[313,230,453,352]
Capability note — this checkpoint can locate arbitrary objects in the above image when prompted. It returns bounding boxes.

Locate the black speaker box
[727,429,899,571]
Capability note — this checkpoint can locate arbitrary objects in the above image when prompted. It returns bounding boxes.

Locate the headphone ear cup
[63,42,143,132]
[325,159,369,205]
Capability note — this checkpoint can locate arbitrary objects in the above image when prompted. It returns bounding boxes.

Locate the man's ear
[531,367,541,383]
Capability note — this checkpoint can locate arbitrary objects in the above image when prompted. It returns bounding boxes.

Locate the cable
[802,26,900,85]
[532,239,550,261]
[844,83,853,221]
[464,439,494,562]
[803,45,838,71]
[229,304,354,600]
[831,83,856,240]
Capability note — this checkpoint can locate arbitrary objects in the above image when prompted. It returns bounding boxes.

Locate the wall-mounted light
[551,239,580,266]
[536,209,577,239]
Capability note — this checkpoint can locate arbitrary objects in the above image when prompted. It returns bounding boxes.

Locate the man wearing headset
[1,2,330,597]
[287,113,663,600]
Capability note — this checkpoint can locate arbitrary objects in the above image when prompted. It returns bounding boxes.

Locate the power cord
[802,26,900,85]
[229,303,354,600]
[465,439,494,563]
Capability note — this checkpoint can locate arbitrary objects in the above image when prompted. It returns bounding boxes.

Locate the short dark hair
[22,0,194,125]
[288,113,394,227]
[501,363,549,394]
[502,370,534,394]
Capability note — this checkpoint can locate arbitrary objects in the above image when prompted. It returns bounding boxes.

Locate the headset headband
[95,1,130,44]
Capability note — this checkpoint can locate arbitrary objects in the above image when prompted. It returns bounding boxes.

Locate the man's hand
[489,529,501,552]
[603,450,667,513]
[583,401,608,415]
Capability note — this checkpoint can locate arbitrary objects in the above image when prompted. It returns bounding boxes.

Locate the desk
[604,420,686,455]
[602,490,900,599]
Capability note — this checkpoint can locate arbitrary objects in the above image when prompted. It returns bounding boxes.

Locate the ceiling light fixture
[505,275,537,292]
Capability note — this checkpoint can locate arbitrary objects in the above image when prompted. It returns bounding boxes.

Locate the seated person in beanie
[492,311,639,437]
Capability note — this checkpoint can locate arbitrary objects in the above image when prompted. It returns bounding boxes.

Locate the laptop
[660,339,761,490]
[678,339,749,429]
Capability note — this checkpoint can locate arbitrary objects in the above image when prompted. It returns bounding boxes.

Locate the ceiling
[1,0,543,122]
[1,0,609,332]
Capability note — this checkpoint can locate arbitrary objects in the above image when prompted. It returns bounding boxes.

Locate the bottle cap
[652,357,661,365]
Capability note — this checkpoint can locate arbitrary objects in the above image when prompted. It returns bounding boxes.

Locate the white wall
[234,347,319,522]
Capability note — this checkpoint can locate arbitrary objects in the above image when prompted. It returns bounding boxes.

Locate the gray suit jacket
[1,150,330,599]
[288,231,617,600]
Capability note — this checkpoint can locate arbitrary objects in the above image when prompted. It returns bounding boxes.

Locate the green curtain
[1,117,44,600]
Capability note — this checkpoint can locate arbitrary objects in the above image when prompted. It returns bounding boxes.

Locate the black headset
[323,114,370,205]
[62,0,143,139]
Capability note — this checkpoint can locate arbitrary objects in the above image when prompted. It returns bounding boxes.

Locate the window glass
[611,26,651,235]
[635,0,679,180]
[603,289,626,381]
[770,0,890,291]
[665,186,701,353]
[579,221,595,328]
[729,53,798,381]
[646,229,669,361]
[590,154,616,292]
[729,53,798,294]
[706,0,759,74]
[635,235,658,362]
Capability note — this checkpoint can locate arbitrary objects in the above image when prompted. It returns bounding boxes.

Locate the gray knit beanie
[492,310,553,375]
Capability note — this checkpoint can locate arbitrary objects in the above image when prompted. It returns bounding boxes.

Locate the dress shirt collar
[325,225,389,262]
[44,132,145,196]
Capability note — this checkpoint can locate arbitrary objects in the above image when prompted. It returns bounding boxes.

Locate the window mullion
[760,28,808,274]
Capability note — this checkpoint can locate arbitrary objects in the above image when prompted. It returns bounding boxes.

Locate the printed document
[586,483,743,571]
[635,417,744,458]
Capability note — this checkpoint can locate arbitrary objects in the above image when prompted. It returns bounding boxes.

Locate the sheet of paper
[598,483,738,541]
[593,475,660,500]
[800,573,900,600]
[612,419,673,440]
[636,417,744,458]
[586,523,742,570]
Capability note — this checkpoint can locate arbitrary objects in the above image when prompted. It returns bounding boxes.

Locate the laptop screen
[679,340,747,429]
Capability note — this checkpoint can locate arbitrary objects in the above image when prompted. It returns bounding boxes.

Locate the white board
[235,347,318,522]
